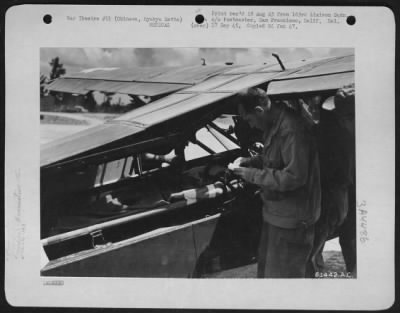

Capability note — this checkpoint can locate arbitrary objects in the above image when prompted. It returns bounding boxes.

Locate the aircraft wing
[41,63,283,167]
[267,54,354,95]
[41,55,354,168]
[46,65,235,97]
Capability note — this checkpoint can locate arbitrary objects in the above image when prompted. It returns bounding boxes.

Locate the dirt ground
[205,250,350,278]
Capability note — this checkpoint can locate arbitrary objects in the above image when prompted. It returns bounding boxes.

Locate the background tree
[40,74,49,96]
[49,57,66,80]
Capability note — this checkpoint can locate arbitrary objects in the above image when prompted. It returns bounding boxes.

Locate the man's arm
[233,131,310,192]
[238,155,264,169]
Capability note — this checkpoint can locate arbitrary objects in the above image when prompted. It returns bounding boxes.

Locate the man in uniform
[333,84,356,275]
[232,88,321,278]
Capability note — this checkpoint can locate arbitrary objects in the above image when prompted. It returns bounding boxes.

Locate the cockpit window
[184,114,240,161]
[94,155,141,187]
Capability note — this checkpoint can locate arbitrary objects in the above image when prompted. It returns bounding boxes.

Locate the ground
[205,250,348,278]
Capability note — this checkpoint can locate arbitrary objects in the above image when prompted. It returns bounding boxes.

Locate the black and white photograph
[39,47,356,279]
[4,5,395,309]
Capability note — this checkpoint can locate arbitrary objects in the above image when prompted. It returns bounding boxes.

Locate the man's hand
[232,166,252,182]
[233,157,251,167]
[228,157,252,172]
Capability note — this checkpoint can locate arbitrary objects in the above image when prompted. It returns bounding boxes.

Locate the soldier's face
[238,103,264,130]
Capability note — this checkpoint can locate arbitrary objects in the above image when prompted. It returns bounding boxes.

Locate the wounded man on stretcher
[88,163,244,217]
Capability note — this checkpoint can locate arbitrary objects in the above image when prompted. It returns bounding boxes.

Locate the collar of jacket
[262,106,286,150]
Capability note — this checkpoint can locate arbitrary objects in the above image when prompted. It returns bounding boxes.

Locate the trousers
[257,222,315,278]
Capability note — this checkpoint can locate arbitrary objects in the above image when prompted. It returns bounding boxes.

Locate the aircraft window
[94,156,140,187]
[184,140,213,161]
[124,156,141,177]
[123,156,135,177]
[94,163,105,187]
[208,114,240,149]
[102,158,127,184]
[92,115,239,184]
[184,115,240,161]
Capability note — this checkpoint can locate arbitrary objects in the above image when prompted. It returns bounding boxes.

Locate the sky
[40,48,353,76]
